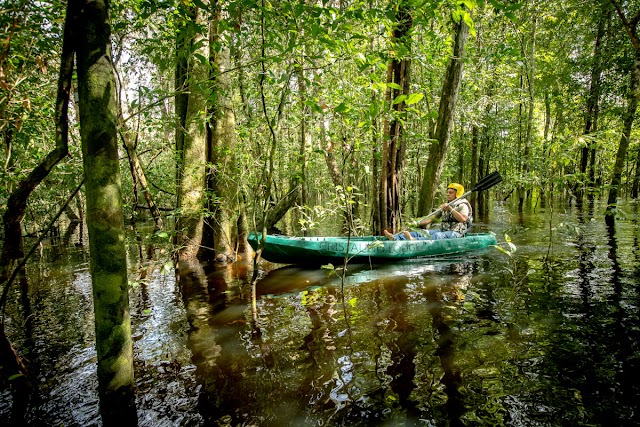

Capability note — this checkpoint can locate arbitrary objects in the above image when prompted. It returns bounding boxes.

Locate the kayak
[247,232,497,265]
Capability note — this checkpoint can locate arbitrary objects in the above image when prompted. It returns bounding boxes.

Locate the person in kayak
[384,183,472,240]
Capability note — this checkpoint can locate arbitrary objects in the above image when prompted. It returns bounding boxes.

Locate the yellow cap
[447,183,464,198]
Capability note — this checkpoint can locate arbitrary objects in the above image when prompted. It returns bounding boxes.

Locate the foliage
[3,0,640,241]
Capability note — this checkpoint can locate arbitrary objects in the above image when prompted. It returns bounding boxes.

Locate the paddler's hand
[408,219,420,229]
[440,203,452,212]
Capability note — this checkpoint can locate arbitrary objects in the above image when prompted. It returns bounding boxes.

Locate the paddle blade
[473,171,503,192]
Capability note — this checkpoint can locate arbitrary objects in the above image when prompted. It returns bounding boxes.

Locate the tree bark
[175,5,208,261]
[74,0,137,422]
[578,1,608,206]
[607,50,640,213]
[418,17,469,215]
[608,2,640,216]
[378,0,412,233]
[470,124,479,207]
[201,1,241,263]
[519,9,536,213]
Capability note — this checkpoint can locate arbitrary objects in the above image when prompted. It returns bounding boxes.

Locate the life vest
[440,199,473,235]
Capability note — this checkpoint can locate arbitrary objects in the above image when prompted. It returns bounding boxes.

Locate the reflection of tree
[179,261,267,425]
[605,216,640,421]
[297,287,338,417]
[384,279,419,421]
[422,266,467,427]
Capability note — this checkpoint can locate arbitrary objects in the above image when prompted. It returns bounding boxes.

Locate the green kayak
[247,232,497,265]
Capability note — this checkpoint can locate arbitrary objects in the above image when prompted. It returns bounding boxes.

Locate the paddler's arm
[441,203,468,223]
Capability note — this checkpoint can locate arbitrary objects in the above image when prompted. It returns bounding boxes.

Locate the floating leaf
[493,245,512,257]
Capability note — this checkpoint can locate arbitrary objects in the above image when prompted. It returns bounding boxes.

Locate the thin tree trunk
[519,9,536,212]
[470,124,479,207]
[75,0,137,422]
[119,118,163,231]
[608,2,640,216]
[379,0,412,232]
[632,147,640,198]
[607,50,640,213]
[578,1,608,206]
[418,16,468,215]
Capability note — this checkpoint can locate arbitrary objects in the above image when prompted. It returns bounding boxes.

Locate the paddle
[412,171,503,225]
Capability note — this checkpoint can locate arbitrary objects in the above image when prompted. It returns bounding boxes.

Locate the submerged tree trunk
[175,5,208,261]
[578,1,608,207]
[74,0,137,422]
[418,16,469,215]
[608,2,640,217]
[519,8,536,213]
[378,0,412,233]
[201,2,241,263]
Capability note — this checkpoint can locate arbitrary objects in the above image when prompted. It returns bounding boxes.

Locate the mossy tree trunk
[201,1,241,263]
[418,16,469,215]
[378,0,412,234]
[577,1,609,207]
[608,2,640,217]
[175,4,208,261]
[74,0,137,422]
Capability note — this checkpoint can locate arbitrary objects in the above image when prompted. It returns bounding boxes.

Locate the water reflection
[177,259,482,425]
[4,202,640,425]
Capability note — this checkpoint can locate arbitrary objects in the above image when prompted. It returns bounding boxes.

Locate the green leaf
[155,231,170,239]
[348,297,357,307]
[335,102,350,113]
[393,94,407,105]
[321,263,335,270]
[387,82,402,90]
[405,93,424,105]
[493,245,512,257]
[161,260,174,275]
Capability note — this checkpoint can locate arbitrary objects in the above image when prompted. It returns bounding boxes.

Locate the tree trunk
[201,2,241,263]
[74,0,137,422]
[418,17,469,215]
[607,50,640,214]
[608,2,640,216]
[632,147,640,198]
[470,124,479,207]
[578,1,608,206]
[119,118,163,231]
[519,10,536,212]
[175,5,208,261]
[379,0,412,233]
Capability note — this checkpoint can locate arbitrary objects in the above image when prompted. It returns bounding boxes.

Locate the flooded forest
[2,0,640,425]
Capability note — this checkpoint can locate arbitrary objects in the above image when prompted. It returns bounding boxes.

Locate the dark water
[2,201,640,426]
